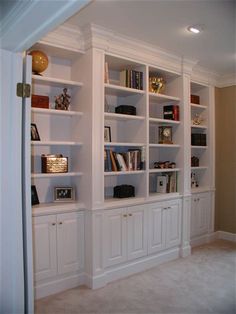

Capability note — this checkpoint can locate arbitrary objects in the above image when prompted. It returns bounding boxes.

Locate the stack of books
[163,105,179,121]
[120,69,143,90]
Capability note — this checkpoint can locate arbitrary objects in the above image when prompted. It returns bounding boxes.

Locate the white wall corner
[216,73,236,88]
[40,24,85,52]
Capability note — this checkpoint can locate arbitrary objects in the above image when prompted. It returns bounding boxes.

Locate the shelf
[149,92,180,103]
[105,83,145,96]
[104,170,145,176]
[191,166,208,170]
[190,103,207,109]
[31,172,83,179]
[31,108,83,117]
[32,201,86,217]
[149,168,180,173]
[191,187,211,194]
[149,143,180,148]
[149,117,180,125]
[104,112,145,121]
[105,142,145,147]
[103,196,146,209]
[31,141,83,146]
[191,145,208,149]
[191,124,208,129]
[148,192,180,200]
[32,75,83,88]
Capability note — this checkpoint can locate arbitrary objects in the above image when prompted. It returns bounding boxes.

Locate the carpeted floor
[35,240,236,314]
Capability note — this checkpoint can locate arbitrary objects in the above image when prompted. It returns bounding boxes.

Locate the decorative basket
[41,154,68,173]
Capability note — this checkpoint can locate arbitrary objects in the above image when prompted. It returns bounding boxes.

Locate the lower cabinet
[103,204,148,267]
[190,192,210,239]
[32,211,84,282]
[148,199,182,255]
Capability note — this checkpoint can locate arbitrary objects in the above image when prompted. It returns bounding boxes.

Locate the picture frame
[54,187,75,202]
[31,185,40,205]
[158,126,172,144]
[31,123,40,141]
[104,126,111,142]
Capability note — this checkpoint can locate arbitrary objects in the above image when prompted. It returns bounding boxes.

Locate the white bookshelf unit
[29,25,215,299]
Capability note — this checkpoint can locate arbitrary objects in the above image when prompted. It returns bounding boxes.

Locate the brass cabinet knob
[52,223,56,226]
[59,222,63,225]
[123,214,127,218]
[128,213,132,216]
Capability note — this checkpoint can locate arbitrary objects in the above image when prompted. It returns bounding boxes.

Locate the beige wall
[215,85,236,233]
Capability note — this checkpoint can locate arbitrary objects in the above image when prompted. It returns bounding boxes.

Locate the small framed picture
[31,185,39,205]
[54,187,75,202]
[31,123,40,141]
[104,126,111,142]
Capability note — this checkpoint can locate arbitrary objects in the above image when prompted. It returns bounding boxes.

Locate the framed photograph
[158,126,172,144]
[31,123,40,141]
[31,185,39,205]
[104,126,111,142]
[54,187,75,202]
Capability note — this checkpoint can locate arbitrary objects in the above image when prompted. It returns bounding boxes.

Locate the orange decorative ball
[29,50,48,75]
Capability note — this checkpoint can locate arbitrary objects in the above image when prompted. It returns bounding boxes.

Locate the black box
[163,105,179,121]
[191,133,206,146]
[115,105,136,115]
[113,184,135,198]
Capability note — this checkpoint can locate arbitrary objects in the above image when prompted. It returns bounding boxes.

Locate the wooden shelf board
[149,117,180,125]
[105,83,145,96]
[190,103,207,109]
[148,192,180,200]
[32,202,86,216]
[191,186,211,193]
[31,108,83,117]
[149,143,180,148]
[104,112,145,121]
[104,170,145,176]
[31,172,83,178]
[149,168,180,173]
[191,166,208,170]
[32,75,83,88]
[103,196,146,209]
[149,92,180,103]
[191,145,208,149]
[191,124,208,129]
[31,141,82,146]
[105,142,145,147]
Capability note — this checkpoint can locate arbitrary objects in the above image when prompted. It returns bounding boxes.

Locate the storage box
[115,105,136,115]
[163,105,179,121]
[191,133,206,146]
[191,94,200,104]
[41,154,68,173]
[113,184,135,198]
[32,94,49,108]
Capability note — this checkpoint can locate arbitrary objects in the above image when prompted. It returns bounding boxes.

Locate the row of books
[163,105,179,121]
[104,149,144,172]
[156,172,177,193]
[120,69,143,90]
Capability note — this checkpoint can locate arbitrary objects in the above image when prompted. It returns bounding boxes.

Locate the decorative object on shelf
[31,123,40,141]
[54,187,75,202]
[192,113,204,125]
[41,154,68,173]
[156,175,167,193]
[191,94,200,104]
[31,185,39,205]
[54,88,71,110]
[191,133,206,146]
[156,172,177,193]
[113,184,135,198]
[149,76,165,93]
[104,126,111,142]
[104,62,109,84]
[191,172,198,188]
[163,105,179,121]
[158,126,173,144]
[31,94,49,108]
[115,105,136,115]
[29,50,48,75]
[154,161,176,169]
[191,156,199,167]
[104,97,110,112]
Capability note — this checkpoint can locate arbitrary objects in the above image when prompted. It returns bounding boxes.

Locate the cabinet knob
[123,214,127,218]
[128,213,132,216]
[59,222,63,225]
[52,223,56,226]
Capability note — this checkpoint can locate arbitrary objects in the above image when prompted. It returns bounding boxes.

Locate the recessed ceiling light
[187,25,202,34]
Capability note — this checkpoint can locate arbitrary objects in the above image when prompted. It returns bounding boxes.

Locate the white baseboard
[179,245,191,257]
[35,273,85,300]
[88,248,180,289]
[217,230,236,242]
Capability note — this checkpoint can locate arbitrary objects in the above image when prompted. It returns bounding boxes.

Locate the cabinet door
[127,205,148,261]
[103,208,127,267]
[165,201,181,249]
[191,193,209,238]
[148,203,166,254]
[57,212,84,275]
[32,215,57,281]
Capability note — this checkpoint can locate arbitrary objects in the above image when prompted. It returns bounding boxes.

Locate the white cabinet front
[191,193,209,238]
[103,205,148,267]
[33,211,84,281]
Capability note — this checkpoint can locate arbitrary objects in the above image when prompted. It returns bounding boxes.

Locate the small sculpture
[192,113,204,125]
[149,76,165,93]
[55,88,71,110]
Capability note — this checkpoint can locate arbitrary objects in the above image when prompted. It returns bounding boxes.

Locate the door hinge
[16,83,31,98]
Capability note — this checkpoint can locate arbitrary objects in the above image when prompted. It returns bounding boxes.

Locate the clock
[158,126,173,144]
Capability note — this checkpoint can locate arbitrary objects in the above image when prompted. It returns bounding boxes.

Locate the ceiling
[66,0,236,77]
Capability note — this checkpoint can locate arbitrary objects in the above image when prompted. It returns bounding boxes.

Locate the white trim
[217,231,236,242]
[216,73,236,88]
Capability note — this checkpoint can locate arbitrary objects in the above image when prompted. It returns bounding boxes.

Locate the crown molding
[216,73,236,88]
[190,65,219,86]
[40,24,85,52]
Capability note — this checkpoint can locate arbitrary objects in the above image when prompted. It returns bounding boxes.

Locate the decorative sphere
[29,50,48,75]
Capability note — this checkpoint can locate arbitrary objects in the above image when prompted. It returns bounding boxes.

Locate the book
[104,62,109,84]
[110,149,117,171]
[156,175,167,193]
[116,153,128,171]
[163,105,179,121]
